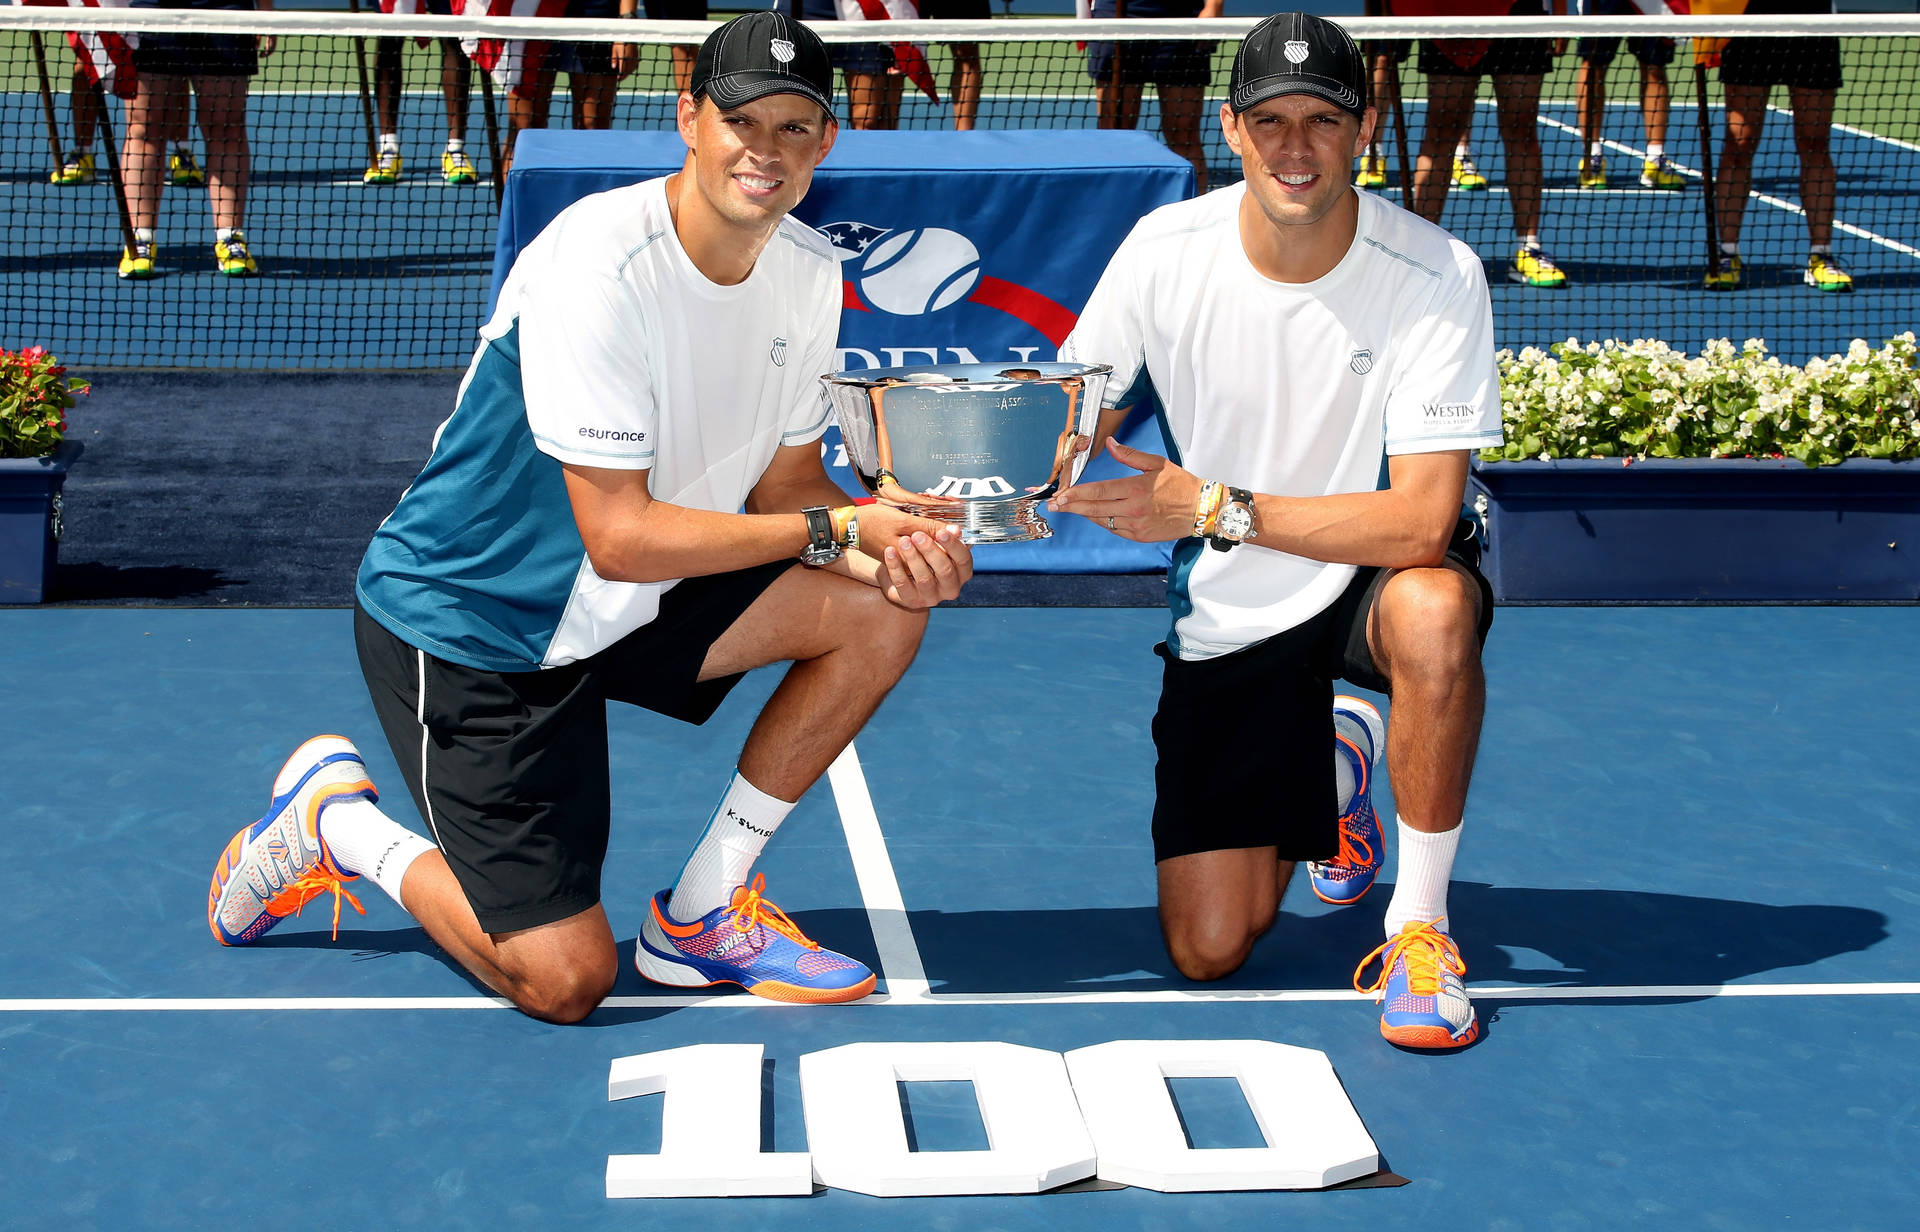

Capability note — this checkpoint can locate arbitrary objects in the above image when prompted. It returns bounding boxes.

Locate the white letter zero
[800,1041,1096,1197]
[1063,1039,1380,1192]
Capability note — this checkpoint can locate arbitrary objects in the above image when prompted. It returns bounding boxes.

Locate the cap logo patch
[1284,40,1309,64]
[770,38,795,64]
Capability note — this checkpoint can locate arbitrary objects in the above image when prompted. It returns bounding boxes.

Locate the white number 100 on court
[606,1039,1380,1199]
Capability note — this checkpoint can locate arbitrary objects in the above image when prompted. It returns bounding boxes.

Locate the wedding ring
[1107,516,1116,530]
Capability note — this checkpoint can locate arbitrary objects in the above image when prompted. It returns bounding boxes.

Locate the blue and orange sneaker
[635,875,876,1004]
[1354,919,1479,1050]
[1308,695,1387,906]
[207,735,375,946]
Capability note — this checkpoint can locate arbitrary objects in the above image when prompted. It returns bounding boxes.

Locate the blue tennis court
[3,603,1916,1227]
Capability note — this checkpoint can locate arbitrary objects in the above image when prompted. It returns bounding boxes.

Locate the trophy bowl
[821,361,1112,543]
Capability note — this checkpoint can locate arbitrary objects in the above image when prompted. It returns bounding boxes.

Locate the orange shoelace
[1352,919,1465,998]
[1327,733,1375,870]
[273,869,365,941]
[726,874,820,951]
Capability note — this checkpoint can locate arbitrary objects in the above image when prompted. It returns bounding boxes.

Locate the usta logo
[818,219,1080,367]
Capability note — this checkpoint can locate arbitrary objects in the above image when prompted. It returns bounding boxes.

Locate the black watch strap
[1207,487,1257,552]
[801,505,840,564]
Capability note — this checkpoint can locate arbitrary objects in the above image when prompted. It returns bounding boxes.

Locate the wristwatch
[1208,487,1257,552]
[800,505,843,565]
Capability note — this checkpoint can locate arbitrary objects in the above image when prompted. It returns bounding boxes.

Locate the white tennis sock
[667,771,795,921]
[318,797,436,907]
[1647,142,1665,160]
[379,132,400,154]
[1383,815,1461,938]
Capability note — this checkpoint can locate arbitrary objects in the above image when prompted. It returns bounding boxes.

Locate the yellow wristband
[1192,481,1224,537]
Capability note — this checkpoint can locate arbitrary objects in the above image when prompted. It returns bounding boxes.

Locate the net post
[1693,53,1720,277]
[28,30,66,177]
[347,0,381,175]
[87,78,139,255]
[479,67,505,207]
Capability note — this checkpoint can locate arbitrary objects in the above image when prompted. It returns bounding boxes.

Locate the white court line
[6,982,1919,1012]
[826,741,933,1002]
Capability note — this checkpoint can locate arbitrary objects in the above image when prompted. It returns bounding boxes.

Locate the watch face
[1218,503,1253,541]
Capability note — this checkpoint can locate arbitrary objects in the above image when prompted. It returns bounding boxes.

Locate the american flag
[459,0,571,99]
[837,0,940,104]
[22,0,139,100]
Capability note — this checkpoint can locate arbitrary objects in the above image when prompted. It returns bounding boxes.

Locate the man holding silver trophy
[1053,13,1503,1051]
[207,13,973,1023]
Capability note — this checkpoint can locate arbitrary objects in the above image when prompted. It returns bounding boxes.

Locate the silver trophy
[821,361,1112,543]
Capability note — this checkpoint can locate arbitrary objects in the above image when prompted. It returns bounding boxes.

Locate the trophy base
[904,499,1053,544]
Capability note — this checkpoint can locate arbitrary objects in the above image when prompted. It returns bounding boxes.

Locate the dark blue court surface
[3,604,1916,1228]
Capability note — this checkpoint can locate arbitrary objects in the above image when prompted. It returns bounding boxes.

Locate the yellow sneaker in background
[118,240,157,280]
[1452,157,1488,190]
[442,148,478,185]
[363,150,402,185]
[169,148,205,187]
[1703,255,1743,291]
[1508,245,1568,288]
[215,231,258,277]
[51,152,95,186]
[1805,253,1853,293]
[1640,156,1685,189]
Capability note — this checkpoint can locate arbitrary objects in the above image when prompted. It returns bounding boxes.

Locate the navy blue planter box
[0,440,84,604]
[1468,457,1919,603]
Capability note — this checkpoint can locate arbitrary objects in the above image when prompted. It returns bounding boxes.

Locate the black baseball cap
[690,12,836,117]
[1228,12,1367,119]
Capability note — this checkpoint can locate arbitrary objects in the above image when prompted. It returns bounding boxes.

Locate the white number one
[800,1041,1097,1197]
[1064,1039,1380,1192]
[605,1044,813,1198]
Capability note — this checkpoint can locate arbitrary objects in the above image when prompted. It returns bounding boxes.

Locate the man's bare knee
[1164,920,1260,982]
[510,956,616,1024]
[837,581,927,673]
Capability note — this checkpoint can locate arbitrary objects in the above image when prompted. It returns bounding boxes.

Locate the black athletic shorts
[1577,37,1675,68]
[919,0,991,18]
[133,33,259,78]
[1150,523,1493,865]
[353,559,795,934]
[1720,37,1843,92]
[642,0,708,19]
[1419,37,1554,79]
[1086,40,1215,90]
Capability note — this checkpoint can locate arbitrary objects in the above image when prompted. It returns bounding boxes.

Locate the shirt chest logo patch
[1349,347,1374,375]
[771,337,788,367]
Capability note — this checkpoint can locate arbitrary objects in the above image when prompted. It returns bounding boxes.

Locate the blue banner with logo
[493,129,1192,574]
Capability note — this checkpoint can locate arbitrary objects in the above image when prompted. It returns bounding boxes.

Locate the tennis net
[2,9,1916,368]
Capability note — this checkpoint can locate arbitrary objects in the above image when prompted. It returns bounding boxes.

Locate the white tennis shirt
[1061,184,1503,660]
[358,177,840,671]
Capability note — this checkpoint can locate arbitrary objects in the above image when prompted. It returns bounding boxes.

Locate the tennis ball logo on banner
[856,228,981,315]
[820,220,1079,362]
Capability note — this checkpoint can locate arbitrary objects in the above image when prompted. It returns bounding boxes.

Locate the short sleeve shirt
[357,177,840,672]
[1061,184,1502,660]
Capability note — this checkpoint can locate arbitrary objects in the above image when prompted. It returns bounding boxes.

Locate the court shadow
[51,561,236,603]
[893,882,1889,996]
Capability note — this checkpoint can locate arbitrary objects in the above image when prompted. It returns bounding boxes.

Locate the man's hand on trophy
[1051,440,1203,541]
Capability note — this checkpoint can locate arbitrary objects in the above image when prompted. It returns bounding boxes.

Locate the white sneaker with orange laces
[635,874,876,1003]
[207,735,375,945]
[1354,919,1480,1050]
